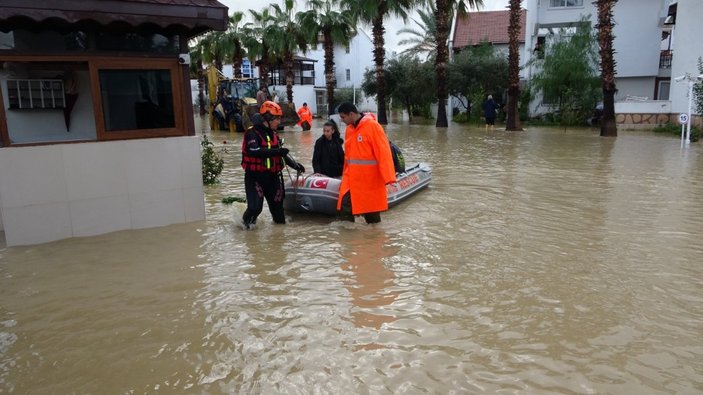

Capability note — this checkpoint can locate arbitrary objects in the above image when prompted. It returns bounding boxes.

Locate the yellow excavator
[207,66,299,132]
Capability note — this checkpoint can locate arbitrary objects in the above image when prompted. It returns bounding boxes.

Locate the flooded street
[1,117,702,394]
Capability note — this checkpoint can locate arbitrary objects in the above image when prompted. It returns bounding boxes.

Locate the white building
[666,0,703,124]
[523,0,702,127]
[266,29,376,118]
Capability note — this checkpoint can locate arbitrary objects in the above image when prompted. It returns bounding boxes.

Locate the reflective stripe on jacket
[336,113,396,214]
[241,126,284,173]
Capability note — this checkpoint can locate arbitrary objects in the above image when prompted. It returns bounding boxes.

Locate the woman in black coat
[312,120,344,177]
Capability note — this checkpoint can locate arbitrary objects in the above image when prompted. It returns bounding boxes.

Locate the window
[657,81,670,100]
[241,59,252,78]
[535,36,546,59]
[1,61,97,144]
[345,44,350,54]
[96,32,179,53]
[0,58,187,146]
[99,69,175,131]
[0,30,88,52]
[550,0,583,7]
[91,59,185,140]
[346,69,351,81]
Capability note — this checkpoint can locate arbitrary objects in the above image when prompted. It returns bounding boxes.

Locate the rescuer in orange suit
[296,102,313,131]
[335,102,396,224]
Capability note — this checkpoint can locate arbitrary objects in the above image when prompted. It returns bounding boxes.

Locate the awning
[0,0,229,37]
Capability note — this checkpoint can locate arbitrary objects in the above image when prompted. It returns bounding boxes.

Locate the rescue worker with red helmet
[240,101,305,229]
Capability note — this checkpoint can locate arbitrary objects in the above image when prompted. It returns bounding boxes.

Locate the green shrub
[653,122,700,142]
[201,134,224,185]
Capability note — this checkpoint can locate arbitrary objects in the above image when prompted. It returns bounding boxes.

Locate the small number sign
[679,113,689,124]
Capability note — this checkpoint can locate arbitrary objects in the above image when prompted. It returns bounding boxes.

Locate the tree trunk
[259,43,270,91]
[597,0,618,137]
[506,0,523,131]
[215,52,223,73]
[372,9,388,125]
[434,0,449,127]
[324,29,336,116]
[285,52,295,104]
[602,87,616,134]
[233,41,243,79]
[197,60,206,115]
[507,86,521,129]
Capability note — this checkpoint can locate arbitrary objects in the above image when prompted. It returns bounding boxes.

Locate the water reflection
[341,228,399,350]
[1,121,702,394]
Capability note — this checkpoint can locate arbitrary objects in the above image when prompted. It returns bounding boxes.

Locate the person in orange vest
[240,101,305,229]
[296,102,313,131]
[335,102,396,224]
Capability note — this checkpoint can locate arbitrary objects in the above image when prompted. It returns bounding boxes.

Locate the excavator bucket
[206,66,300,132]
[279,102,300,128]
[237,101,298,132]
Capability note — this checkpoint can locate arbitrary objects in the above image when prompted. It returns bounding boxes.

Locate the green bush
[331,88,362,112]
[653,122,700,142]
[201,134,224,185]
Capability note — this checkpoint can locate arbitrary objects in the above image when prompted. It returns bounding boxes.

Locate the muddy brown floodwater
[1,117,702,394]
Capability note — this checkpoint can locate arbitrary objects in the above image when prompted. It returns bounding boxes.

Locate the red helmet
[259,101,283,117]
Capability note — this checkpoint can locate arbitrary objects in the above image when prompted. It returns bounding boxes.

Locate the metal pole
[686,80,693,143]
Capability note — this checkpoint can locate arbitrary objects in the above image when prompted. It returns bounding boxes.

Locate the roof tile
[452,9,526,49]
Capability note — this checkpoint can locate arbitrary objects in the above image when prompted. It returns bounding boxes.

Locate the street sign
[679,113,689,124]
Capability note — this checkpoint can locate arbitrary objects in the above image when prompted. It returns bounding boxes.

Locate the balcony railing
[659,50,672,69]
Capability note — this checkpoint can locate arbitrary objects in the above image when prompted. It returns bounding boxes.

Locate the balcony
[659,50,672,69]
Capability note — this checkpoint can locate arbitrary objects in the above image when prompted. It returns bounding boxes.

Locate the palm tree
[434,0,483,127]
[347,0,418,125]
[189,40,207,115]
[397,3,438,60]
[505,0,523,131]
[226,11,248,79]
[595,0,618,137]
[299,0,356,115]
[244,8,274,91]
[200,30,229,72]
[267,0,311,104]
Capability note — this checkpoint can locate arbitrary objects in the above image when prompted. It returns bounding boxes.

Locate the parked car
[590,101,604,126]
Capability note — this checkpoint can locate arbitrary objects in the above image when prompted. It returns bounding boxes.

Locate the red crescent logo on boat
[311,179,329,189]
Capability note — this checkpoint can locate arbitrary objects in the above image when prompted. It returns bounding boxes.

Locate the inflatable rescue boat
[283,163,431,216]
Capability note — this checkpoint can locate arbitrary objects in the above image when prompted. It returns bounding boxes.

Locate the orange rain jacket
[336,113,396,214]
[296,105,313,127]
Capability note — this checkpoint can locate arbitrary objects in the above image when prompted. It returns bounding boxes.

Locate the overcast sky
[217,0,510,52]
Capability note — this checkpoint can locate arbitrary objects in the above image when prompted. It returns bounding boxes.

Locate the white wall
[612,0,664,78]
[0,136,205,246]
[616,99,671,114]
[535,1,595,27]
[525,0,673,116]
[527,1,665,79]
[334,30,375,91]
[669,0,703,115]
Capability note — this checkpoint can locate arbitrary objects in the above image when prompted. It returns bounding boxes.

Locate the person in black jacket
[483,94,500,130]
[240,101,304,229]
[312,120,345,177]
